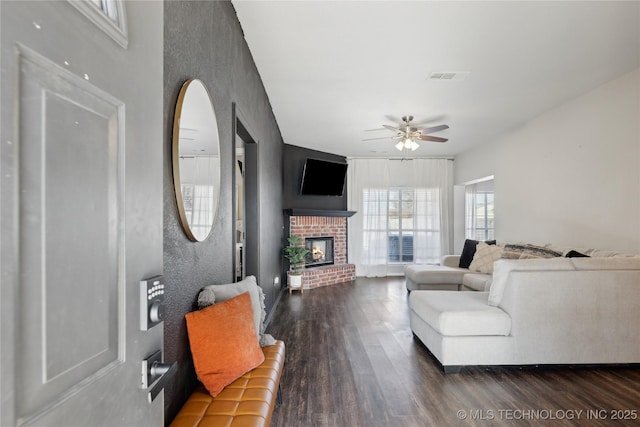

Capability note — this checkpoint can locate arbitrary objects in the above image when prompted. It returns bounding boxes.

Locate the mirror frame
[172,79,221,242]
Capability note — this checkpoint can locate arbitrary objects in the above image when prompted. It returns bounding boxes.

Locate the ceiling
[232,1,640,159]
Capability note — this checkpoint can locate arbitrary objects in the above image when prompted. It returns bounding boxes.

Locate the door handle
[148,361,177,403]
[142,350,177,402]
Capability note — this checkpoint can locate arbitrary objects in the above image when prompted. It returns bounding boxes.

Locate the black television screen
[300,158,348,196]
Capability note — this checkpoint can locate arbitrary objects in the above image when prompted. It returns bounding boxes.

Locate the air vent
[429,71,469,81]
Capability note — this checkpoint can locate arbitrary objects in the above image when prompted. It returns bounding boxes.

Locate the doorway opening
[235,136,245,281]
[233,105,258,281]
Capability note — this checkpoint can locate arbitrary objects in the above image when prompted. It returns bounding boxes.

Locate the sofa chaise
[409,256,640,371]
[405,254,492,292]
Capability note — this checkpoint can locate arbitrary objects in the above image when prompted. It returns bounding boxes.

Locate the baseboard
[263,286,285,329]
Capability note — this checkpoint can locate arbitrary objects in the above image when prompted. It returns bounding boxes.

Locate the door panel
[1,1,164,426]
[17,46,123,420]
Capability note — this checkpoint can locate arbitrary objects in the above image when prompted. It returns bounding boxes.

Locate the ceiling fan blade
[421,124,449,134]
[383,124,401,132]
[384,115,402,124]
[412,115,447,126]
[419,135,448,143]
[364,127,387,132]
[362,136,393,141]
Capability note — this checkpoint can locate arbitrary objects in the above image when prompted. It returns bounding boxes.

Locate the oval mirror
[172,79,221,241]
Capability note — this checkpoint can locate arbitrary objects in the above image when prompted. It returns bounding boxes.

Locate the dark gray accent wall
[163,1,284,423]
[283,144,348,211]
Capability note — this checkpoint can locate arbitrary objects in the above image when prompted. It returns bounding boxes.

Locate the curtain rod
[346,156,454,161]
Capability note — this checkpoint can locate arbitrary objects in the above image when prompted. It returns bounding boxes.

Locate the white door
[1,1,164,426]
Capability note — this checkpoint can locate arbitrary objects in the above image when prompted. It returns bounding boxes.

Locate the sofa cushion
[405,264,466,285]
[570,257,640,270]
[589,249,640,258]
[502,243,562,260]
[198,275,266,340]
[169,341,285,427]
[441,255,462,268]
[462,273,493,291]
[409,291,511,336]
[459,239,497,268]
[546,245,596,256]
[488,258,575,306]
[469,242,504,274]
[565,249,590,258]
[185,293,265,397]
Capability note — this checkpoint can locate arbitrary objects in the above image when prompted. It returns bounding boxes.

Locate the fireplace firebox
[305,237,334,268]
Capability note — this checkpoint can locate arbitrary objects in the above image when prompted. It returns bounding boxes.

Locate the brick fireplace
[288,212,356,289]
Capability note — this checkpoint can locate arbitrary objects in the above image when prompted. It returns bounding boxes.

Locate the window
[363,187,441,264]
[388,188,414,262]
[90,0,120,22]
[67,0,128,48]
[348,158,451,276]
[465,179,494,240]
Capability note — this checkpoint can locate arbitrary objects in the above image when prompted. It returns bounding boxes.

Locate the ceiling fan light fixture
[394,137,420,152]
[366,114,448,151]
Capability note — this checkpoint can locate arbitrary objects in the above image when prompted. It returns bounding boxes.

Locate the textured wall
[163,1,284,423]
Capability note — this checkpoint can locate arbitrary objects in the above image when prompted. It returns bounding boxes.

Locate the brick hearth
[289,215,355,289]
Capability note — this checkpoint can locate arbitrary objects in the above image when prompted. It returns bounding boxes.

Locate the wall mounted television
[300,158,348,196]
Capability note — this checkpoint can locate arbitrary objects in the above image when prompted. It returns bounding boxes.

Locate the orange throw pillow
[185,292,265,397]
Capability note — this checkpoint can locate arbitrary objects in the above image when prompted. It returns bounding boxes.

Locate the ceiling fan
[363,115,449,151]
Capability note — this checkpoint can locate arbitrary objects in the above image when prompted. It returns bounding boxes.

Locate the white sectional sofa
[409,256,640,372]
[405,254,492,292]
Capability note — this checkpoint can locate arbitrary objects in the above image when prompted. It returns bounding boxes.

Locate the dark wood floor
[266,277,640,427]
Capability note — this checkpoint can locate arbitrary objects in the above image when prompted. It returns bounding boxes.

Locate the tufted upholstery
[170,341,285,427]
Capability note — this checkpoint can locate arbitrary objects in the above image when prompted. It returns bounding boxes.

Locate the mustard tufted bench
[170,340,285,427]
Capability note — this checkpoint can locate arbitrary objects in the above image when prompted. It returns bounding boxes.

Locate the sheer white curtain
[464,178,494,240]
[465,183,478,239]
[413,159,452,262]
[347,159,390,277]
[348,158,452,276]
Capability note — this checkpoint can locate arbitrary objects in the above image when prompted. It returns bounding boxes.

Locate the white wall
[455,68,640,253]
